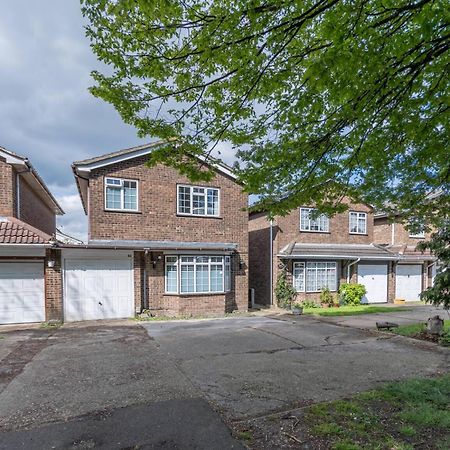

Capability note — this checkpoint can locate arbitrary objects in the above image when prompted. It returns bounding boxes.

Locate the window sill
[176,214,223,220]
[104,209,142,214]
[349,232,368,236]
[164,292,229,297]
[299,230,331,234]
[295,290,338,294]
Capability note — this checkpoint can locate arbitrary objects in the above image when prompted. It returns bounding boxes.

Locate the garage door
[0,262,45,324]
[64,257,134,322]
[396,264,422,301]
[358,264,388,304]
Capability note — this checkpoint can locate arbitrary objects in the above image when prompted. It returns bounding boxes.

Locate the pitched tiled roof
[0,217,51,244]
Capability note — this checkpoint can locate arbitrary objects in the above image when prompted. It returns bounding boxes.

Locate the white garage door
[396,264,422,301]
[0,262,45,324]
[64,257,134,322]
[358,264,388,304]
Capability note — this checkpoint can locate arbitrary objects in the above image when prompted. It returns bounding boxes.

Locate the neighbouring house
[373,212,436,302]
[67,141,248,321]
[0,147,64,324]
[249,198,405,306]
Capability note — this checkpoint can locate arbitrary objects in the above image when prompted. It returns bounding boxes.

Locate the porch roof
[75,239,239,252]
[278,243,399,260]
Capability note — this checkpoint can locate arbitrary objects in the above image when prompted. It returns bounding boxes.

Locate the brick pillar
[0,158,15,217]
[387,261,396,303]
[44,248,63,321]
[133,251,144,314]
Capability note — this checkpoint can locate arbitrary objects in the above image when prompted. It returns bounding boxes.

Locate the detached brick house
[0,146,64,324]
[250,198,409,306]
[66,141,248,320]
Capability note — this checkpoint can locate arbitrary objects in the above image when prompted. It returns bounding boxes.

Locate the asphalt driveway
[0,314,448,448]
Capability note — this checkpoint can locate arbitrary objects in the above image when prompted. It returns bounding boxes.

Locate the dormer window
[349,211,367,234]
[177,185,220,217]
[105,177,138,211]
[300,208,329,232]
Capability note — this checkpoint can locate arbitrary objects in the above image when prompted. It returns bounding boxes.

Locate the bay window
[177,185,220,217]
[293,261,337,292]
[165,255,231,294]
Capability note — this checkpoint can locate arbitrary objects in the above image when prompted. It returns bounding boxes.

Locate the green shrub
[302,300,322,309]
[339,283,366,306]
[275,269,297,308]
[320,287,335,306]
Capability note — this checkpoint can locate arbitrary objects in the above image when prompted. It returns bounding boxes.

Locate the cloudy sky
[1,1,237,241]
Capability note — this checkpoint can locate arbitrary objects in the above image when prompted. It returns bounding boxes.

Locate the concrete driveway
[0,314,448,447]
[142,315,449,420]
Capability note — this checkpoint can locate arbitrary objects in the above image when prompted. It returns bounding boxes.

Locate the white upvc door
[396,264,422,301]
[0,262,45,324]
[64,255,134,322]
[357,263,388,304]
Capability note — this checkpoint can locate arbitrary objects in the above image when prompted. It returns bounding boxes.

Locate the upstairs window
[349,212,367,234]
[177,185,220,217]
[300,208,329,232]
[105,177,138,211]
[409,229,425,238]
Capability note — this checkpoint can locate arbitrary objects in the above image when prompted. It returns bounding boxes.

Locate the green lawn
[392,321,450,337]
[303,375,450,449]
[303,305,411,317]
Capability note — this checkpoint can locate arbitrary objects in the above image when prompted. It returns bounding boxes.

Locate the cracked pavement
[142,315,450,420]
[0,314,448,447]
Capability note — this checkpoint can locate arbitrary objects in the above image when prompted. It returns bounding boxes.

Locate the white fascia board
[0,149,26,165]
[0,245,47,257]
[75,148,237,180]
[277,254,398,260]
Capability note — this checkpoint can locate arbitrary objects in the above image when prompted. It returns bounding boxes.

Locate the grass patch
[392,321,450,337]
[303,305,411,317]
[39,321,62,329]
[237,430,252,441]
[302,375,450,449]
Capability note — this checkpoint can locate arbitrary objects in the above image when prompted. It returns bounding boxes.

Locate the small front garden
[234,375,450,449]
[275,270,411,317]
[390,321,450,347]
[303,305,411,317]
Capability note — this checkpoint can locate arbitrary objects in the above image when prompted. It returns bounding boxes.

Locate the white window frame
[164,255,231,294]
[293,261,337,292]
[104,177,139,212]
[177,185,220,217]
[409,231,425,238]
[299,208,329,233]
[349,211,367,235]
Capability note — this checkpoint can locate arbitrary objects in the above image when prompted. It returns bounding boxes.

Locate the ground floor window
[293,261,337,292]
[165,255,231,294]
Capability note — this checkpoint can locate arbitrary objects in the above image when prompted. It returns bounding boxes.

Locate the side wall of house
[373,217,432,246]
[19,177,56,235]
[0,158,15,217]
[249,212,272,306]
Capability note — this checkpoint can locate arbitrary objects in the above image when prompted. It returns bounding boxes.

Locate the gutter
[270,219,274,306]
[347,258,360,283]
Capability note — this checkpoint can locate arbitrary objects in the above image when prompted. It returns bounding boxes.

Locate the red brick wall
[0,158,15,217]
[134,250,245,316]
[19,177,56,235]
[86,158,248,315]
[249,212,273,306]
[374,217,432,246]
[44,249,63,321]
